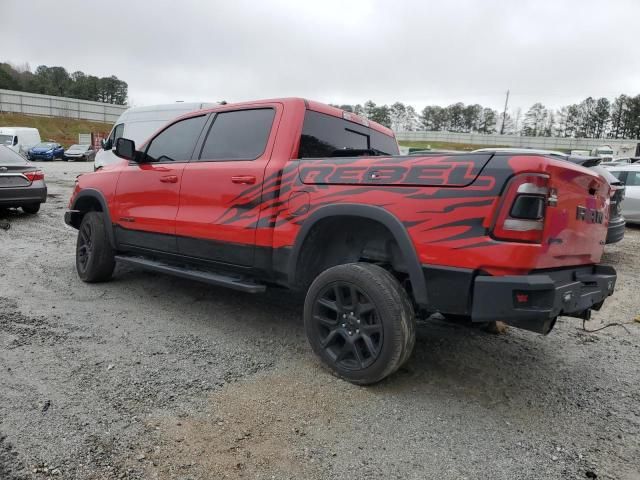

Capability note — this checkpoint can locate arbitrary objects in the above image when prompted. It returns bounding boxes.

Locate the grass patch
[0,113,113,147]
[398,140,510,151]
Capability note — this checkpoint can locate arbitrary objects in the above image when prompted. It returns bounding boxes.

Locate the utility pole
[500,89,510,135]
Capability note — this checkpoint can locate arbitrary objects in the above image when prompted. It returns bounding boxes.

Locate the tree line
[334,94,640,139]
[0,62,128,105]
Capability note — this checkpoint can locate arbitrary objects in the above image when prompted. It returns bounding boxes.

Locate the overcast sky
[2,0,639,113]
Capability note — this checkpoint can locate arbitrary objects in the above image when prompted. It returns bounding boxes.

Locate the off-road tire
[304,263,416,385]
[76,212,115,283]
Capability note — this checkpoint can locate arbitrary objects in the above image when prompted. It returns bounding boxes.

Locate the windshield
[598,149,614,155]
[0,134,14,146]
[34,142,56,149]
[69,144,89,150]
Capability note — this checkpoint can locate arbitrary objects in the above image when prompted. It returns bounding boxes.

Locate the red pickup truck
[65,98,617,384]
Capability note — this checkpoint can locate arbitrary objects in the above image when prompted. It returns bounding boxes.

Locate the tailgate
[298,154,493,187]
[538,159,610,260]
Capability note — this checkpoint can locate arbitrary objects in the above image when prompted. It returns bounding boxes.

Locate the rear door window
[145,115,208,163]
[298,110,399,158]
[198,109,275,161]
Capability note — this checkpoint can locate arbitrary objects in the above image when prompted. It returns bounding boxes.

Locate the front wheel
[76,212,115,282]
[304,263,416,385]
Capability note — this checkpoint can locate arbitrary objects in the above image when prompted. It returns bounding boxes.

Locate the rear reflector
[24,170,44,182]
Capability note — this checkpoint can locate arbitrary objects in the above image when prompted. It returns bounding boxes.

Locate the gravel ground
[0,161,639,480]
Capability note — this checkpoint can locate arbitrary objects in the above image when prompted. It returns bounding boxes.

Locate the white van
[94,102,216,170]
[0,127,41,157]
[590,145,615,162]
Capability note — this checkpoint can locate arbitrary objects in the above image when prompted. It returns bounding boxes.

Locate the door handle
[160,175,178,183]
[231,175,257,185]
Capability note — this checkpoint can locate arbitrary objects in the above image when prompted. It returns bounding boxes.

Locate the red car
[65,98,616,384]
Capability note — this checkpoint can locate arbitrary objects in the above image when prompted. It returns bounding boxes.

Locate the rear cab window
[298,110,399,158]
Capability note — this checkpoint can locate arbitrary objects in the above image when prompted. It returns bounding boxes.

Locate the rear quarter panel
[260,154,610,276]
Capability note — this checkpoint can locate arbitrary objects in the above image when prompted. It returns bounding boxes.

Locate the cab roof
[193,97,395,138]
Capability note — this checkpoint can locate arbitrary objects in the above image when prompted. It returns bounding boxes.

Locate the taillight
[492,173,550,243]
[24,170,44,182]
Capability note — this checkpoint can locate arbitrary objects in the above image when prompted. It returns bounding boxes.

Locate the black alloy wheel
[311,281,383,370]
[77,220,93,274]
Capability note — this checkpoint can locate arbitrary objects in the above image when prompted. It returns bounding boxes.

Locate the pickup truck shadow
[115,265,587,411]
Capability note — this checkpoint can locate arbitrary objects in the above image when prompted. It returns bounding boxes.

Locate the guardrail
[396,131,640,155]
[0,89,127,124]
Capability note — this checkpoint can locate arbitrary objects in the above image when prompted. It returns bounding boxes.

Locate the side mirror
[13,137,18,146]
[115,138,137,161]
[100,139,107,149]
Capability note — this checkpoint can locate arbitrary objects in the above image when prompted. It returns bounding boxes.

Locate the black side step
[114,255,266,293]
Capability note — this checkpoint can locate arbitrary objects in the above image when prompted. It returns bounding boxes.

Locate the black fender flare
[287,204,428,306]
[68,188,116,249]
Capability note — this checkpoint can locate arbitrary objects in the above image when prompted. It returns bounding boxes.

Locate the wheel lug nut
[342,314,347,318]
[341,323,346,327]
[357,319,360,324]
[356,329,359,334]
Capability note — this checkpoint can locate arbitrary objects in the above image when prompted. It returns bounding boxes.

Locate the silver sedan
[64,144,96,162]
[608,165,640,224]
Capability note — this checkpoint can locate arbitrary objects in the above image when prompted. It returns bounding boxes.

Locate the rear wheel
[304,263,415,385]
[76,212,115,282]
[22,203,41,214]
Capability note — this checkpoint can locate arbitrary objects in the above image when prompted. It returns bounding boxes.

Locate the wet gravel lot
[1,161,639,480]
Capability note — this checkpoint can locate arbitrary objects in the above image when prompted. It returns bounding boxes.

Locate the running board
[114,255,267,293]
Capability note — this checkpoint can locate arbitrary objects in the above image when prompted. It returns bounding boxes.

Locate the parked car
[65,98,616,385]
[0,127,41,157]
[570,149,591,157]
[0,145,47,214]
[473,148,626,244]
[28,142,65,161]
[607,165,640,224]
[94,102,216,170]
[601,157,640,167]
[590,145,615,162]
[64,144,96,162]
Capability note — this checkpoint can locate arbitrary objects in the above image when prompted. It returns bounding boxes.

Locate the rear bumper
[0,185,47,206]
[28,154,54,161]
[471,265,616,334]
[606,216,625,244]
